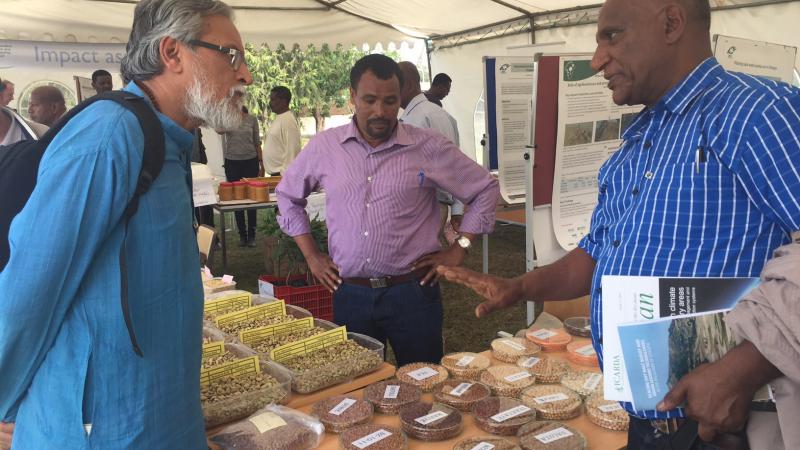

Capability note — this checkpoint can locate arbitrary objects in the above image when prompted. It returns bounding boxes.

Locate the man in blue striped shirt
[440,0,800,448]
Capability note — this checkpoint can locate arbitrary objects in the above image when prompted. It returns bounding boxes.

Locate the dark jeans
[333,279,444,367]
[628,417,743,450]
[224,158,259,239]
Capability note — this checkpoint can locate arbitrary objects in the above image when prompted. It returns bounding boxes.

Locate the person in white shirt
[398,61,464,233]
[263,86,301,175]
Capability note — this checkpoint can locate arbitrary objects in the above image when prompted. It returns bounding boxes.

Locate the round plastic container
[433,379,492,412]
[453,436,522,450]
[218,182,234,201]
[525,327,572,352]
[520,385,582,420]
[339,424,408,450]
[312,395,374,433]
[517,421,587,450]
[490,338,541,363]
[585,393,629,431]
[440,352,491,380]
[479,365,536,398]
[516,355,570,384]
[564,316,592,338]
[472,396,536,436]
[566,340,599,367]
[395,363,449,392]
[363,380,422,415]
[560,370,604,398]
[247,181,269,202]
[398,401,462,441]
[232,181,247,200]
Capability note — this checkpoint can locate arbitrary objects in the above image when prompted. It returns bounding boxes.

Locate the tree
[245,43,365,133]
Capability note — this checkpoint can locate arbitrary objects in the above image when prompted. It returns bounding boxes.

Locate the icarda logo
[727,46,737,58]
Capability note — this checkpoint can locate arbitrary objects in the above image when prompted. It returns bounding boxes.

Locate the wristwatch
[456,235,472,250]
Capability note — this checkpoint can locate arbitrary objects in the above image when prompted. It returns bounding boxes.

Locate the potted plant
[258,208,327,285]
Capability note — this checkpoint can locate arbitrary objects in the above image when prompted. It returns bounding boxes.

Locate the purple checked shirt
[277,119,500,278]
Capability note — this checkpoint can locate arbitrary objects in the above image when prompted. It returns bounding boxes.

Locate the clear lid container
[516,420,587,450]
[559,370,604,398]
[398,401,463,441]
[585,393,630,431]
[479,365,536,398]
[566,339,599,367]
[440,352,491,380]
[520,385,582,421]
[433,378,492,412]
[312,395,374,433]
[491,338,541,363]
[515,355,570,384]
[472,396,537,436]
[453,436,522,450]
[525,327,572,352]
[564,316,592,338]
[363,380,423,415]
[395,362,449,392]
[339,424,408,450]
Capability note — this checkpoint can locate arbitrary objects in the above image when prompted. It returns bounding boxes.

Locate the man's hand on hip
[436,267,524,318]
[306,252,341,293]
[412,244,468,286]
[0,422,13,450]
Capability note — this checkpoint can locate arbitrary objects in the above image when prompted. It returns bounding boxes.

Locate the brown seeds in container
[517,421,587,450]
[440,352,491,380]
[395,363,449,392]
[283,340,383,393]
[520,385,582,421]
[453,436,522,450]
[480,365,536,398]
[491,338,541,363]
[398,401,462,441]
[516,356,570,384]
[312,395,374,433]
[564,316,592,338]
[472,396,537,436]
[218,314,295,336]
[559,370,604,398]
[250,326,328,355]
[585,393,629,431]
[210,409,323,450]
[432,379,491,412]
[201,371,289,428]
[339,424,408,450]
[363,380,422,415]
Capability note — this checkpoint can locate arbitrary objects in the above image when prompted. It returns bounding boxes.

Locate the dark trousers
[333,279,444,367]
[628,417,743,450]
[224,158,259,238]
[194,205,214,227]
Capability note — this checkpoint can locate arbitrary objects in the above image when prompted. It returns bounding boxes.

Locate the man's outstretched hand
[436,266,523,317]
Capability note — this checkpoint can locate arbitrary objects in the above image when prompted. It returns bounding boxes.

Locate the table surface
[304,350,627,450]
[212,200,277,212]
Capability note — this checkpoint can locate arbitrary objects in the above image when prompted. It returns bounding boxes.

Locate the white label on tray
[449,382,474,397]
[249,412,287,433]
[520,356,541,368]
[582,373,603,391]
[598,403,623,413]
[535,427,574,444]
[575,344,596,356]
[533,393,569,404]
[384,385,400,399]
[470,443,496,450]
[406,366,438,381]
[329,398,357,416]
[490,404,531,423]
[530,329,558,340]
[414,410,449,425]
[352,429,392,449]
[504,371,532,382]
[500,339,526,351]
[456,355,475,367]
[221,274,234,284]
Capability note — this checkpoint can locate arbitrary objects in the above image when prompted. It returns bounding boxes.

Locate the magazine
[601,276,759,402]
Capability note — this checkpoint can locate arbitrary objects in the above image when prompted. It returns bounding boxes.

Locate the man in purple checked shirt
[276,54,500,366]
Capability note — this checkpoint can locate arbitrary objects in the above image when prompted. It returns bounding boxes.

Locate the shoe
[238,236,247,247]
[247,237,257,248]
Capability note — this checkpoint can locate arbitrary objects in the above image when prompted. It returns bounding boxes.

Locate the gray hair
[120,0,232,82]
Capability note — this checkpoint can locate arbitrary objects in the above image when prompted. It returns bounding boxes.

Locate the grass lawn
[207,211,529,362]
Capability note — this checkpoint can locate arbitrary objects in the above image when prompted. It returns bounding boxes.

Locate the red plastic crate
[258,274,333,321]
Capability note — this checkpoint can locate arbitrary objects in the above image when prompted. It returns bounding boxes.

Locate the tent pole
[425,39,434,82]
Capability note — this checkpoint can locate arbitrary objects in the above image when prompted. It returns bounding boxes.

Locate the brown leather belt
[343,267,429,289]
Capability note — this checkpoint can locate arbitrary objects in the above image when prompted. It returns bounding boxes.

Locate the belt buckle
[369,277,388,289]
[650,418,681,435]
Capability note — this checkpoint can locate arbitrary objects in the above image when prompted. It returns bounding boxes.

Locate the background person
[263,85,301,176]
[424,72,451,107]
[27,85,66,127]
[91,69,114,94]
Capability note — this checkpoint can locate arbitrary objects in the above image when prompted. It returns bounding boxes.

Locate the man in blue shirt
[439,0,800,448]
[0,0,252,448]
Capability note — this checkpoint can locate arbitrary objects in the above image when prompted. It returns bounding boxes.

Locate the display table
[287,362,396,409]
[211,200,277,272]
[304,350,626,450]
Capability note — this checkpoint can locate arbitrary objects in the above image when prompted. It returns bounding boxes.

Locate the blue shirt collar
[123,82,194,150]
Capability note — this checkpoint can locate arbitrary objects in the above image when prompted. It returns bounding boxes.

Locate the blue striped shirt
[579,58,800,419]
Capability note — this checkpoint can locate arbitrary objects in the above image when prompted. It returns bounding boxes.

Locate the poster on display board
[713,34,797,83]
[73,76,96,102]
[482,56,535,204]
[551,54,641,251]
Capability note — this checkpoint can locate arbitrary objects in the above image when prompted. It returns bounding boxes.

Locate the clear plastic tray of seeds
[363,380,422,414]
[516,420,587,450]
[398,401,463,441]
[247,318,338,359]
[201,357,292,428]
[490,337,541,363]
[472,396,537,436]
[311,394,374,433]
[212,304,315,343]
[559,370,604,398]
[520,385,583,421]
[584,393,629,431]
[395,362,449,392]
[479,365,536,397]
[440,352,491,380]
[210,404,324,450]
[280,332,384,394]
[515,355,570,384]
[432,378,492,412]
[453,436,522,450]
[339,424,408,450]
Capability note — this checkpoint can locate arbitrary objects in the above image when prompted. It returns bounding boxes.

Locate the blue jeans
[628,417,731,450]
[333,280,444,367]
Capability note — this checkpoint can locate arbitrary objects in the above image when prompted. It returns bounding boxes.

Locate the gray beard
[184,66,244,131]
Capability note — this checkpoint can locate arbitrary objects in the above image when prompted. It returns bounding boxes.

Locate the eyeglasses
[188,39,245,71]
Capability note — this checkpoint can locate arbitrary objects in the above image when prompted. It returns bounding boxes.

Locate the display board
[483,56,535,204]
[73,75,95,102]
[713,34,797,83]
